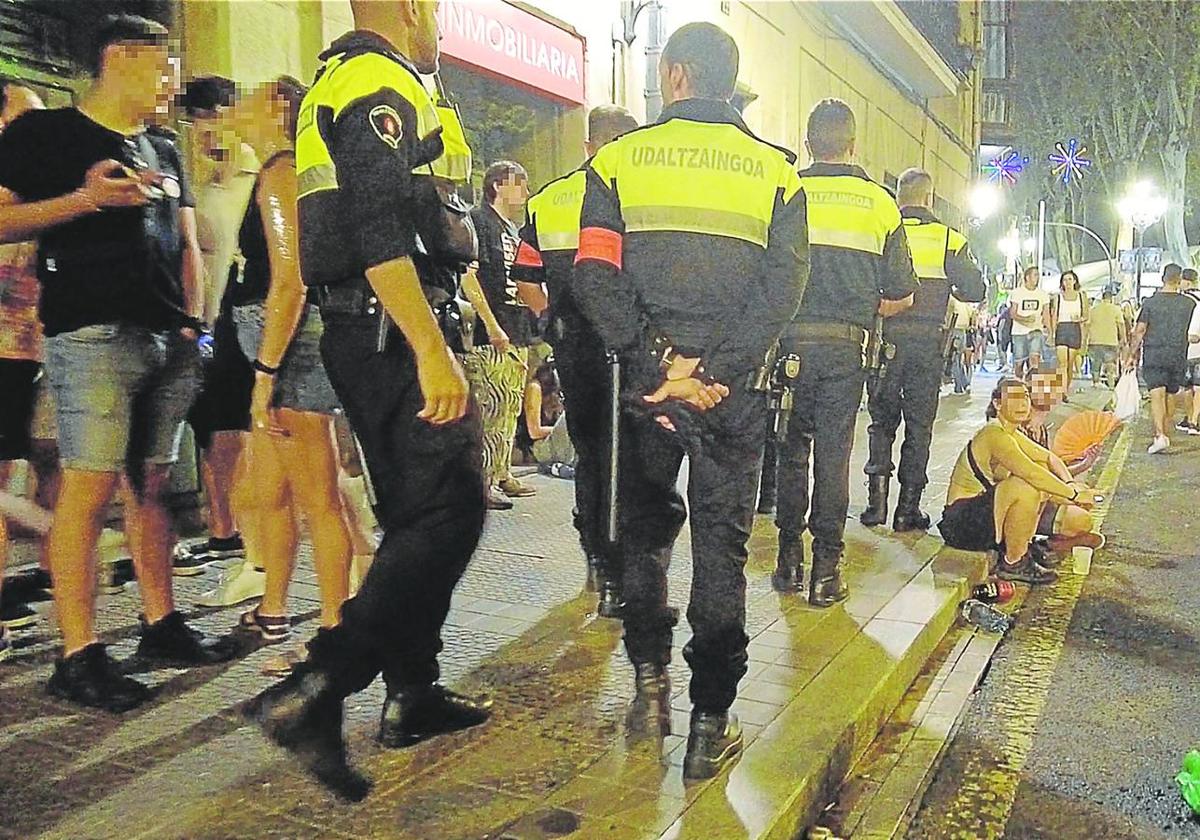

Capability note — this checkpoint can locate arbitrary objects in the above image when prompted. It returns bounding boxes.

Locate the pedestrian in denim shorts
[0,15,234,712]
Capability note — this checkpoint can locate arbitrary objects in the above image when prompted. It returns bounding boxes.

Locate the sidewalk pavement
[0,369,1109,840]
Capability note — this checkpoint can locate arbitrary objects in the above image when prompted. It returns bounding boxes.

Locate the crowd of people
[0,2,1140,799]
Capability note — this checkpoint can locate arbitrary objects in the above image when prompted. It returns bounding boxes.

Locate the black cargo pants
[775,339,865,562]
[619,380,767,714]
[865,331,944,490]
[306,314,486,696]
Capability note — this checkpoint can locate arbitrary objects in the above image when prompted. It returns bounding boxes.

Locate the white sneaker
[1148,435,1170,455]
[196,559,266,607]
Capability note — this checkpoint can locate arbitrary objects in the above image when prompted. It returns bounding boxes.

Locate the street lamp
[968,182,1001,225]
[999,232,1020,277]
[1118,180,1167,300]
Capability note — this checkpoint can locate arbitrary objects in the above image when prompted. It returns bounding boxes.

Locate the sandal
[260,644,305,677]
[238,607,290,643]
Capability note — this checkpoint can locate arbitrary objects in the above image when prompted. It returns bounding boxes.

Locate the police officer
[774,99,917,607]
[573,23,809,780]
[246,0,490,800]
[861,168,984,531]
[510,105,639,618]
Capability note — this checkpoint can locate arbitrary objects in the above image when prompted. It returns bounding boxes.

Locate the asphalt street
[909,405,1200,839]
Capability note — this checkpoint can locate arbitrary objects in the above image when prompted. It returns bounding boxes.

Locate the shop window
[439,62,567,198]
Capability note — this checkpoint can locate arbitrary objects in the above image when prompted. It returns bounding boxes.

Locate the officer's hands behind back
[416,346,470,425]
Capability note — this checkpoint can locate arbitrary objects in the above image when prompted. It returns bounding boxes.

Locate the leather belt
[791,321,868,344]
[884,321,943,339]
[315,282,379,318]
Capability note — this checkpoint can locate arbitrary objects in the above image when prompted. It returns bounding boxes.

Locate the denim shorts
[44,324,200,472]
[233,302,340,414]
[1011,330,1048,365]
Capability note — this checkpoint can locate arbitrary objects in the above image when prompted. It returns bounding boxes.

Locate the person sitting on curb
[938,378,1104,585]
[1023,370,1099,476]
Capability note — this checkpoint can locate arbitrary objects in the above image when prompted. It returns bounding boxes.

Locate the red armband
[575,227,622,270]
[514,240,543,269]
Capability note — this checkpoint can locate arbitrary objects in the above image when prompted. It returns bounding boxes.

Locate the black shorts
[938,489,997,551]
[1142,357,1186,394]
[1056,322,1082,349]
[0,358,40,461]
[187,315,253,449]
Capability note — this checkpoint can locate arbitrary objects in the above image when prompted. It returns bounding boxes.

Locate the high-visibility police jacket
[296,31,462,289]
[888,206,985,332]
[573,98,810,391]
[791,162,917,333]
[510,166,586,324]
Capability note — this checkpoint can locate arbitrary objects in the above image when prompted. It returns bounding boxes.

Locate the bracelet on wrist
[253,359,280,376]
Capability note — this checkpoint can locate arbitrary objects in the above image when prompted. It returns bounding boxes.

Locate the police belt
[791,321,868,345]
[315,281,379,319]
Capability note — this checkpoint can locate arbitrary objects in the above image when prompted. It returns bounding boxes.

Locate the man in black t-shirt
[460,160,546,509]
[1128,263,1196,454]
[0,15,233,713]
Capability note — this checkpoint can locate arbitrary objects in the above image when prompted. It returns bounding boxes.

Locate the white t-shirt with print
[1008,286,1051,336]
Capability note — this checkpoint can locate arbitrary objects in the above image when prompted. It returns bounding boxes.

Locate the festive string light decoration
[983,148,1029,185]
[1048,139,1092,185]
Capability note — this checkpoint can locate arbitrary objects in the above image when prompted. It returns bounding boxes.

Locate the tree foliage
[1011,0,1200,267]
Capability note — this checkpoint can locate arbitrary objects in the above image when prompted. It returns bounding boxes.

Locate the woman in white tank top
[1051,270,1089,395]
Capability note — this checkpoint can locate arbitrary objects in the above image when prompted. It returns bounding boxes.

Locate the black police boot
[597,576,624,618]
[683,710,744,780]
[859,475,890,527]
[378,683,493,748]
[625,662,671,736]
[243,664,371,802]
[892,484,931,532]
[809,554,849,608]
[772,531,805,593]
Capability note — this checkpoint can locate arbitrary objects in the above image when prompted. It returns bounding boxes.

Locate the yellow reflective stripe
[800,174,901,256]
[596,121,795,241]
[905,220,949,280]
[948,227,968,252]
[537,230,580,251]
[297,164,337,198]
[528,170,585,252]
[624,205,768,246]
[807,224,886,254]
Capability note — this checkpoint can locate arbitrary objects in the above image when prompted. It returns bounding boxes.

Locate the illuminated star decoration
[1048,138,1092,185]
[983,148,1030,185]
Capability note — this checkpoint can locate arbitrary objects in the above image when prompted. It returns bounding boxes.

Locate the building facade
[173,0,982,218]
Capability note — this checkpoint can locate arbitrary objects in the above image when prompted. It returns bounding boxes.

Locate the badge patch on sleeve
[369,105,404,149]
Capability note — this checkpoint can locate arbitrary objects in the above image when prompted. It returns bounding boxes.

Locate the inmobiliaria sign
[437,0,586,104]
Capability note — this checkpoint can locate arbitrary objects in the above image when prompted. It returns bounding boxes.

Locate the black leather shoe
[625,663,671,736]
[378,684,492,748]
[47,643,152,713]
[243,666,370,802]
[597,578,624,618]
[137,611,237,665]
[683,711,743,780]
[892,484,931,532]
[859,475,890,526]
[809,557,849,608]
[772,531,804,593]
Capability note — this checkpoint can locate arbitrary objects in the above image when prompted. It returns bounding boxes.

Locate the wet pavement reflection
[1,374,1007,839]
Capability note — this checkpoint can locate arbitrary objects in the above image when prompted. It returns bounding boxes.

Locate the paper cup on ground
[1072,545,1093,574]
